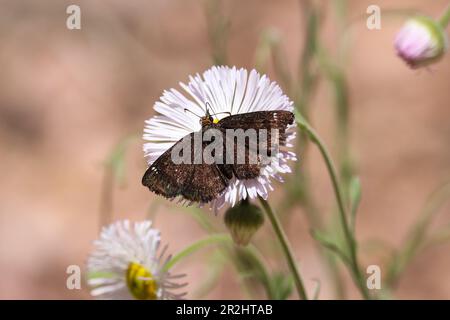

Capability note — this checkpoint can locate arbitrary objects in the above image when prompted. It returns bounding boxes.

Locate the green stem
[180,206,276,299]
[259,197,308,300]
[439,4,450,28]
[163,234,232,271]
[295,113,371,299]
[205,0,229,65]
[235,244,277,299]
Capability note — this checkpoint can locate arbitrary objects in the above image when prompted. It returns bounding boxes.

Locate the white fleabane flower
[143,66,297,210]
[87,220,186,300]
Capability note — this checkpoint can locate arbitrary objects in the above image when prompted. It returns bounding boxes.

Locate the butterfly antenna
[184,108,202,118]
[211,111,232,117]
[205,101,218,115]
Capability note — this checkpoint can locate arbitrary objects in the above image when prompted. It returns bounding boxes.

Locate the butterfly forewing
[218,110,294,132]
[219,110,293,149]
[142,132,228,202]
[142,142,194,198]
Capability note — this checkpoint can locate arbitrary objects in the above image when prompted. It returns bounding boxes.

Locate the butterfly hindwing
[142,132,228,202]
[218,110,294,180]
[181,163,229,202]
[220,141,262,180]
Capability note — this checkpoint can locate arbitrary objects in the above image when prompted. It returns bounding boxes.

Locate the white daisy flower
[87,220,186,300]
[143,66,297,209]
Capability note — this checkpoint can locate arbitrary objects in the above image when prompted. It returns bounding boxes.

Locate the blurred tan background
[0,0,449,299]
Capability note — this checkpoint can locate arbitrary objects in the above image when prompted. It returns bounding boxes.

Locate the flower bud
[395,16,448,68]
[224,199,264,246]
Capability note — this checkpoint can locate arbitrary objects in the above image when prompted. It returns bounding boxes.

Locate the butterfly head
[200,105,219,126]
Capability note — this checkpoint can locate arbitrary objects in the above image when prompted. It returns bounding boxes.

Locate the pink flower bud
[395,16,448,68]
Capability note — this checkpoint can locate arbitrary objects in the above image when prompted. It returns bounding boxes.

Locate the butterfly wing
[142,132,229,203]
[142,141,194,199]
[182,162,229,203]
[143,111,295,202]
[218,110,294,143]
[217,111,294,180]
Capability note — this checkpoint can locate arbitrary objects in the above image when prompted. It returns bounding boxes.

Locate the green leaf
[269,272,294,300]
[163,234,232,272]
[349,176,362,231]
[311,229,350,266]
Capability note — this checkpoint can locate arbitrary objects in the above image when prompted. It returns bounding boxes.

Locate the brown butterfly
[142,109,294,203]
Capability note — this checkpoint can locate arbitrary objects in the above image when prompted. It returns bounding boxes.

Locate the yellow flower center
[126,262,159,300]
[213,118,219,124]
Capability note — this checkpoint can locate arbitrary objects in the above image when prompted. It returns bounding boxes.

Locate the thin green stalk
[259,197,308,300]
[296,0,319,115]
[164,216,275,299]
[163,234,232,271]
[385,181,450,287]
[296,113,371,299]
[205,0,229,65]
[291,1,347,299]
[439,4,450,27]
[316,45,354,203]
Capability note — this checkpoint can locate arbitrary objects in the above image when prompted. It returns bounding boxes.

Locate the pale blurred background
[0,0,449,299]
